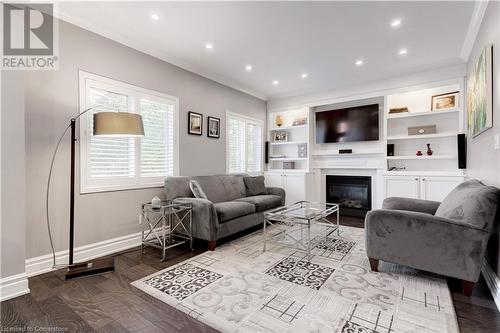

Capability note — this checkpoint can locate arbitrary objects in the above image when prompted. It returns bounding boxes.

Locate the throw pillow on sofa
[243,176,268,196]
[190,180,208,200]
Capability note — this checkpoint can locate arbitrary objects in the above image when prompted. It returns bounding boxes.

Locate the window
[226,111,263,173]
[79,71,178,193]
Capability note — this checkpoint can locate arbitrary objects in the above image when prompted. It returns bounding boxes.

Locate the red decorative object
[426,143,433,156]
[416,150,423,156]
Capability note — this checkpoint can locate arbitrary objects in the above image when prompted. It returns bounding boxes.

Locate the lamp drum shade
[93,112,144,136]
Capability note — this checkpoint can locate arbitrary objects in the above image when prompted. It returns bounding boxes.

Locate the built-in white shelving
[270,141,307,146]
[269,124,308,130]
[312,151,385,157]
[387,155,456,160]
[269,157,308,161]
[387,132,458,141]
[387,108,460,119]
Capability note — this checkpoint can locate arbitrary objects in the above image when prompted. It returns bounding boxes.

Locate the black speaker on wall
[457,134,467,169]
[265,141,269,164]
[387,144,395,156]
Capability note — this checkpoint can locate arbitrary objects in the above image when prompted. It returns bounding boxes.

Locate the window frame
[225,111,264,175]
[79,70,179,194]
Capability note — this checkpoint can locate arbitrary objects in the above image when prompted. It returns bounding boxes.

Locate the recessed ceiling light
[151,14,160,21]
[399,48,408,55]
[391,19,401,27]
[273,80,279,85]
[205,43,214,50]
[355,60,364,66]
[301,73,308,79]
[245,64,252,71]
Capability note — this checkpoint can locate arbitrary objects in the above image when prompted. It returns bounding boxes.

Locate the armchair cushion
[236,195,282,212]
[214,201,256,223]
[435,179,500,231]
[382,197,441,215]
[365,208,489,282]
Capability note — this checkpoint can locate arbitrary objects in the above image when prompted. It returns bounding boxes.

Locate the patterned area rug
[132,225,459,332]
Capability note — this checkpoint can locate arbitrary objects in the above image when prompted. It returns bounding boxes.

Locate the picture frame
[188,111,203,135]
[273,131,288,142]
[431,91,459,111]
[207,116,220,138]
[467,44,493,137]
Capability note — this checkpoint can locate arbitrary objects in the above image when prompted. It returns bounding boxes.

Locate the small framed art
[188,111,203,135]
[207,116,220,138]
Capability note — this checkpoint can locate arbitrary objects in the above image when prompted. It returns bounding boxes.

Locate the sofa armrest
[382,197,441,215]
[365,209,489,282]
[173,197,219,241]
[266,187,285,205]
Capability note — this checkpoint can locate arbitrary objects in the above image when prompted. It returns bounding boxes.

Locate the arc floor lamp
[46,107,144,280]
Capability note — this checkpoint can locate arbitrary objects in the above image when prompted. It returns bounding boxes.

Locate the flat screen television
[315,104,379,143]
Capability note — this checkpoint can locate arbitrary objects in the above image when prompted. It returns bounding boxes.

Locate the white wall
[23,19,266,260]
[465,1,500,277]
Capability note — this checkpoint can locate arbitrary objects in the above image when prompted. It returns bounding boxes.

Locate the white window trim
[225,110,264,175]
[79,70,179,194]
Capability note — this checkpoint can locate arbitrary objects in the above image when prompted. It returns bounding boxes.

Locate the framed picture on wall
[188,111,203,135]
[431,91,459,111]
[207,116,220,138]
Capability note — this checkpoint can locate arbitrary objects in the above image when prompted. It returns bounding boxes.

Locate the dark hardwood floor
[1,217,499,333]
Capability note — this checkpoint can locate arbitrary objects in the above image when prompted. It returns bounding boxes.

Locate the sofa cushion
[219,175,247,200]
[213,201,256,223]
[435,179,500,230]
[192,176,227,203]
[243,176,268,196]
[236,195,282,212]
[189,180,207,200]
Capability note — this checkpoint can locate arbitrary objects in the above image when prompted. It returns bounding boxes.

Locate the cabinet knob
[414,178,418,181]
[422,178,426,181]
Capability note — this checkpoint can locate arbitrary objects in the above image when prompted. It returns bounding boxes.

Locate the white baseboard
[481,260,500,312]
[26,231,143,277]
[0,272,30,302]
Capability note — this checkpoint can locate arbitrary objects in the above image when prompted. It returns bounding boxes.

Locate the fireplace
[326,175,372,217]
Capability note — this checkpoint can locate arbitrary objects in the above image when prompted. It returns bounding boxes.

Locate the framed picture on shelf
[431,91,459,111]
[273,131,288,142]
[188,111,203,135]
[207,116,220,138]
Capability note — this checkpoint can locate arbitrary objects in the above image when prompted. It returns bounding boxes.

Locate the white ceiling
[56,1,476,100]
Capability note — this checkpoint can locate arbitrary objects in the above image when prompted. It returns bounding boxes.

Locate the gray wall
[1,72,27,278]
[24,20,266,259]
[465,2,500,277]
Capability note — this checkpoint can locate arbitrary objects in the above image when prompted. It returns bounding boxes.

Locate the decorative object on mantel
[416,150,423,156]
[283,161,295,169]
[188,111,203,135]
[408,125,436,136]
[387,144,395,156]
[426,144,433,156]
[275,114,283,127]
[339,149,353,154]
[151,196,162,209]
[467,44,493,137]
[389,166,406,171]
[431,91,459,111]
[298,143,307,158]
[270,154,287,159]
[273,131,288,142]
[292,117,307,126]
[389,107,409,114]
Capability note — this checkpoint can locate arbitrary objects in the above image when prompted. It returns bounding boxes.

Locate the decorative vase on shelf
[426,143,433,156]
[275,115,283,127]
[416,150,423,156]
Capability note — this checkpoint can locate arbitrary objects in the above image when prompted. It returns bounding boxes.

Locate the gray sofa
[365,180,499,295]
[164,174,285,250]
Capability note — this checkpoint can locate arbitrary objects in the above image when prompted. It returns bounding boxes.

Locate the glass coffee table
[263,201,340,260]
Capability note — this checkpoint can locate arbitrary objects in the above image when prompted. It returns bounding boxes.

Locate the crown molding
[52,8,268,101]
[461,0,489,62]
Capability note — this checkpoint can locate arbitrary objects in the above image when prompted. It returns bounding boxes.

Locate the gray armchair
[365,180,499,296]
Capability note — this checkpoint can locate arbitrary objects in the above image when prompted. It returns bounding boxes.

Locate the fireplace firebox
[326,175,371,217]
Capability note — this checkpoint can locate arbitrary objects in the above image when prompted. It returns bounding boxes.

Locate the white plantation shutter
[80,72,178,193]
[226,112,263,173]
[140,98,175,177]
[88,87,136,179]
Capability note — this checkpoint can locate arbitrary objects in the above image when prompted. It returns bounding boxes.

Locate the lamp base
[65,257,114,280]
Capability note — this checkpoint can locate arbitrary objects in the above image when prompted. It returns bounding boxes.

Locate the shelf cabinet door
[384,176,420,199]
[420,176,464,202]
[283,174,306,205]
[264,173,285,188]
